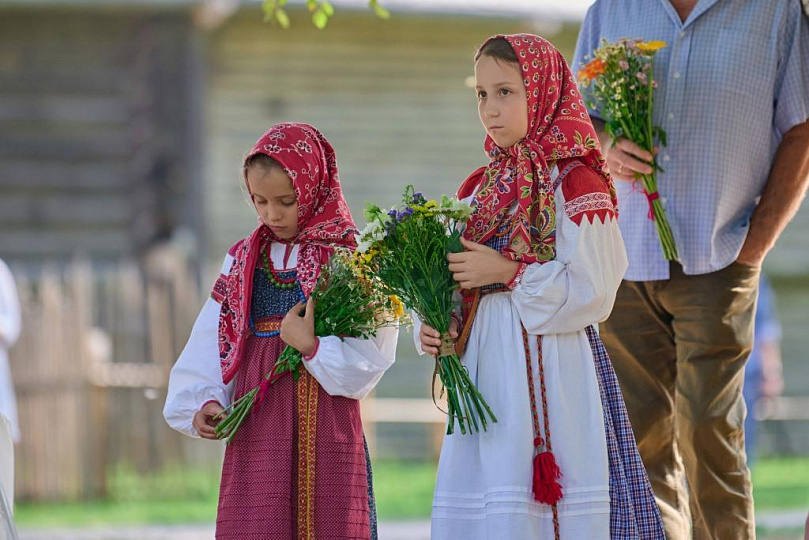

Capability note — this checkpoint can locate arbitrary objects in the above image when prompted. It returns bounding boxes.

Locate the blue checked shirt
[573,0,809,281]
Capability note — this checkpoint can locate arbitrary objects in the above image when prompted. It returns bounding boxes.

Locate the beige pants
[601,262,760,540]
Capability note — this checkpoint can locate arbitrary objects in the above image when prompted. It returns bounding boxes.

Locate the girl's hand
[281,298,317,357]
[448,237,519,289]
[193,401,224,440]
[419,318,459,356]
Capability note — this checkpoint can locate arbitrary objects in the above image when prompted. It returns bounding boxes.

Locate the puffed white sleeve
[0,260,21,348]
[511,166,628,335]
[302,325,398,400]
[163,254,235,438]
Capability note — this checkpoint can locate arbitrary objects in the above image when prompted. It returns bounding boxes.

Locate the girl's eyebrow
[476,81,517,89]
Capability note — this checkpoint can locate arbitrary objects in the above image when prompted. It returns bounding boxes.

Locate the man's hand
[605,138,655,181]
[193,401,224,440]
[448,237,519,290]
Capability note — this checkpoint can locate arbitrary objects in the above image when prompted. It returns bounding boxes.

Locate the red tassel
[532,451,563,505]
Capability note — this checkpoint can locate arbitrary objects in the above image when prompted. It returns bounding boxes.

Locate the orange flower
[578,58,606,81]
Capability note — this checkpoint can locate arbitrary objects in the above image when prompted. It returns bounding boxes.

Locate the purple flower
[619,60,629,71]
[411,191,426,204]
[636,72,648,84]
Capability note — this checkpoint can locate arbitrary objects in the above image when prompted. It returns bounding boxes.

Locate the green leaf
[322,0,335,16]
[275,8,290,28]
[312,9,328,28]
[262,0,274,21]
[307,0,317,11]
[369,0,390,19]
[447,230,463,254]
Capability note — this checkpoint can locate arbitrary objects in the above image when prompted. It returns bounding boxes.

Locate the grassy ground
[13,457,809,528]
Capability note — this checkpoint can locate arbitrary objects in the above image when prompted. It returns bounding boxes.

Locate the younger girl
[164,122,396,539]
[419,35,664,539]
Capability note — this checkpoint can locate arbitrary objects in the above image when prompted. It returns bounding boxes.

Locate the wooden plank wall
[202,11,581,272]
[0,9,198,264]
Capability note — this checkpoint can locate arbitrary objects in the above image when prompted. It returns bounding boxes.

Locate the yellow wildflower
[637,41,667,52]
[389,295,405,319]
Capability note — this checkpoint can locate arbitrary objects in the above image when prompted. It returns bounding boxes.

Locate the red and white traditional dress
[418,35,664,539]
[164,123,396,539]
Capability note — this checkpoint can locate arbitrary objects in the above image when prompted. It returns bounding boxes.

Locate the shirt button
[667,113,674,120]
[680,31,686,38]
[673,71,681,79]
[663,154,671,162]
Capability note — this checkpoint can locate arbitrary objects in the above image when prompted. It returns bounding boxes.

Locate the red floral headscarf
[459,33,617,264]
[218,122,357,383]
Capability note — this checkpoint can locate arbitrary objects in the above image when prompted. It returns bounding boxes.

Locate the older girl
[419,35,664,539]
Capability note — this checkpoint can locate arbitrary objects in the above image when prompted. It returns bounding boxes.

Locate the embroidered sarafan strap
[296,369,319,540]
[521,325,561,540]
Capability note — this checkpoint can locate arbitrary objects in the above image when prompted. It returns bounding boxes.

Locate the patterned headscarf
[459,34,617,263]
[219,123,358,383]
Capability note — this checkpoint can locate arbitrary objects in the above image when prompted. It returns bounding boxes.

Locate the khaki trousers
[601,262,760,539]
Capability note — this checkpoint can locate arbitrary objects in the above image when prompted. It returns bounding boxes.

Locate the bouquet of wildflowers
[578,38,678,261]
[214,248,405,443]
[358,186,497,435]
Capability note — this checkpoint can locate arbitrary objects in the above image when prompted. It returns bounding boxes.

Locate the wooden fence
[7,252,444,502]
[9,250,205,501]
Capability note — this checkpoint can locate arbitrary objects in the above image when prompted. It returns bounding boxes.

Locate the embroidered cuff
[507,263,528,290]
[303,337,320,362]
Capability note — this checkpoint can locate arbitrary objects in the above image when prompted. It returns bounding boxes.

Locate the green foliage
[214,249,402,443]
[358,187,496,435]
[12,458,809,528]
[577,38,678,261]
[262,0,389,29]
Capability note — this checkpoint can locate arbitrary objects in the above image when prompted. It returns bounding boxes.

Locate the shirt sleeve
[511,166,628,335]
[303,325,397,400]
[0,260,21,348]
[773,0,809,138]
[163,254,235,438]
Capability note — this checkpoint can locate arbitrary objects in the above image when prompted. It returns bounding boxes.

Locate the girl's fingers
[304,297,315,319]
[196,421,217,438]
[447,252,469,263]
[292,301,306,314]
[421,324,440,337]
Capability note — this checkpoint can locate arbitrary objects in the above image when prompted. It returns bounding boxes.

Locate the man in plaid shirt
[574,1,809,538]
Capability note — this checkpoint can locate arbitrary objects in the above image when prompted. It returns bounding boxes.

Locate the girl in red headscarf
[418,36,664,539]
[164,123,396,539]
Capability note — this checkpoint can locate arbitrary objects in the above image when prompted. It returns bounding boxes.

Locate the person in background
[0,258,21,445]
[743,273,783,465]
[573,1,809,537]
